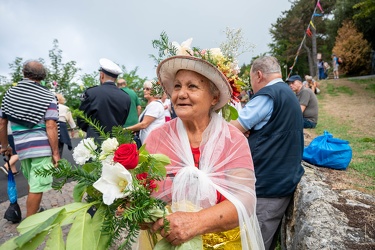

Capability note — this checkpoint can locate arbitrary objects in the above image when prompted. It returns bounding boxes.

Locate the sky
[0,0,291,82]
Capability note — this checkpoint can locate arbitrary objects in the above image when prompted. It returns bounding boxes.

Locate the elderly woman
[140,56,264,249]
[303,75,320,94]
[56,93,76,157]
[126,80,165,145]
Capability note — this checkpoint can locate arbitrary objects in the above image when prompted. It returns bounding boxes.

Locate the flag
[306,28,312,37]
[317,1,324,13]
[310,21,316,30]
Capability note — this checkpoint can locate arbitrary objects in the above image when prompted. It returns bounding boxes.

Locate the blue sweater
[248,82,304,197]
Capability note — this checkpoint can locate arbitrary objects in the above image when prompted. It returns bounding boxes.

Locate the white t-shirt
[139,100,165,143]
[163,98,171,118]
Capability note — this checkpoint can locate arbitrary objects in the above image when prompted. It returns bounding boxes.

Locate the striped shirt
[0,99,58,160]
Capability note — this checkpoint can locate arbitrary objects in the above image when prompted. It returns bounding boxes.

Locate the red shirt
[191,146,226,203]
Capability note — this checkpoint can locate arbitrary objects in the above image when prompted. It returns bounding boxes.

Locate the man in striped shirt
[0,60,60,217]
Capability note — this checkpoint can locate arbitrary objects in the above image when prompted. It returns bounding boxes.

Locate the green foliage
[113,126,133,145]
[4,113,171,250]
[325,83,354,96]
[332,20,372,76]
[328,0,375,51]
[269,0,336,77]
[349,77,375,94]
[314,81,375,187]
[219,27,254,59]
[73,109,109,139]
[8,57,23,83]
[353,0,375,19]
[150,31,177,67]
[46,39,81,94]
[119,66,148,108]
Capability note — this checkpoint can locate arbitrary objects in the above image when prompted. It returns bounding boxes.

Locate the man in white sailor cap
[77,58,131,141]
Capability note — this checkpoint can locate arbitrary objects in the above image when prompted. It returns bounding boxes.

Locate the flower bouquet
[0,112,171,250]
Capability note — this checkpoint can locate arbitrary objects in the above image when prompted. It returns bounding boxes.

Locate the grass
[325,83,354,96]
[349,78,375,94]
[314,78,375,191]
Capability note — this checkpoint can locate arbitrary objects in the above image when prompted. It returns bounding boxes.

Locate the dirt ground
[302,77,375,248]
[303,77,375,194]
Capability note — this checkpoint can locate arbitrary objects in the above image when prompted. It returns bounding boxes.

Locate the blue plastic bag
[303,131,352,170]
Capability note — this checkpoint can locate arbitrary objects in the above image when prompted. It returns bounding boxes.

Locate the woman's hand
[151,211,199,246]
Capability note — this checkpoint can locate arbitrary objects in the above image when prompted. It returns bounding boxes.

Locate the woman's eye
[173,84,181,89]
[188,84,197,89]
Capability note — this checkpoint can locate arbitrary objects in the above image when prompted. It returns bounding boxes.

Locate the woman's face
[171,70,218,121]
[143,85,152,99]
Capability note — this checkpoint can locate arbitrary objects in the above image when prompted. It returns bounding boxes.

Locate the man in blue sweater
[231,56,304,250]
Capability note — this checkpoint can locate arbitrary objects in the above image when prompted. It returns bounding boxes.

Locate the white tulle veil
[144,112,264,249]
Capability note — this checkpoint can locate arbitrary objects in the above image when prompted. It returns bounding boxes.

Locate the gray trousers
[256,196,292,250]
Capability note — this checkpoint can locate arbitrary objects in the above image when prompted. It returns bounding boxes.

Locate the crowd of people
[0,53,325,249]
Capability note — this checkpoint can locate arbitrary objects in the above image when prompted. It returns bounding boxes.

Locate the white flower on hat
[172,38,193,56]
[208,48,223,57]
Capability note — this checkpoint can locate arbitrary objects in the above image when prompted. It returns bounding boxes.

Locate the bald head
[23,60,47,82]
[117,79,127,88]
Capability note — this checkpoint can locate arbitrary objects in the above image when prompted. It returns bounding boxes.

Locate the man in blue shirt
[231,56,304,250]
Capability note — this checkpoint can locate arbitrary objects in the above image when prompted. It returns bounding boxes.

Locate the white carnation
[101,138,119,154]
[72,138,97,165]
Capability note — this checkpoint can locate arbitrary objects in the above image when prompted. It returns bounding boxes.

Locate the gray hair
[208,80,220,99]
[251,56,281,75]
[22,60,47,81]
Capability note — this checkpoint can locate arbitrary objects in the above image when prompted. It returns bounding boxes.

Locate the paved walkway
[0,181,76,245]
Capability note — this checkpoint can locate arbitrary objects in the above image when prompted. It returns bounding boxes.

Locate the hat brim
[156,55,232,110]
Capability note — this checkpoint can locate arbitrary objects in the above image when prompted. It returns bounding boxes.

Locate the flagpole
[287,0,322,78]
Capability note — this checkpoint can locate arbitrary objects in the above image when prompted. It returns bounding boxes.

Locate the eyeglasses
[143,87,151,91]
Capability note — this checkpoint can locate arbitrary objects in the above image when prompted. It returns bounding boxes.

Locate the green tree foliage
[269,0,335,77]
[327,0,375,51]
[119,66,148,108]
[353,0,375,49]
[332,20,372,76]
[0,57,24,102]
[8,57,24,83]
[46,39,81,107]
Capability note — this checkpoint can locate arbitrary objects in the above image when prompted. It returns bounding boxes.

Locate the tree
[8,57,24,83]
[269,0,336,77]
[327,0,375,51]
[46,39,81,97]
[332,20,372,76]
[119,66,148,108]
[353,0,375,50]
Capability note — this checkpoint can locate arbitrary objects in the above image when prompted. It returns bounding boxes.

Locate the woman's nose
[177,87,188,98]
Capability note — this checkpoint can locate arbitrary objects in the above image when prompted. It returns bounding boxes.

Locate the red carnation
[136,172,158,192]
[113,144,139,169]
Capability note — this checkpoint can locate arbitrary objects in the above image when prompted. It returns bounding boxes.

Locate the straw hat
[156,55,232,110]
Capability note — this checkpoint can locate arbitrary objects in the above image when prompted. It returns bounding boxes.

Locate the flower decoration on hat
[150,29,253,121]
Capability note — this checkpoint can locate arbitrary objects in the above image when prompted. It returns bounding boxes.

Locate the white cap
[99,58,122,77]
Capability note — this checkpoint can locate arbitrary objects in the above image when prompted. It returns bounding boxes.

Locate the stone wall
[281,164,375,249]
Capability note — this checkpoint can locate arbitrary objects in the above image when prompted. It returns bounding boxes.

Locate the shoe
[12,171,19,176]
[37,207,45,213]
[0,166,8,175]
